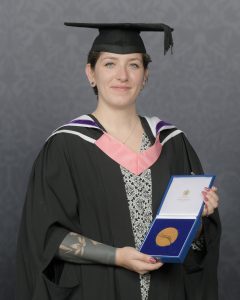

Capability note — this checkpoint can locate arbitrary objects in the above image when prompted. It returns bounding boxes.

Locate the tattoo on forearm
[57,232,116,265]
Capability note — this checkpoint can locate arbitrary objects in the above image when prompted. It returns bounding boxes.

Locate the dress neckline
[88,113,155,152]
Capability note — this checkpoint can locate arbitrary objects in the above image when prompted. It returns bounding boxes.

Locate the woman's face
[85,52,148,109]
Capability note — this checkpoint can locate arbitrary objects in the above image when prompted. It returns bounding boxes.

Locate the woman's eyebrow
[101,57,118,61]
[128,58,142,62]
[101,57,142,61]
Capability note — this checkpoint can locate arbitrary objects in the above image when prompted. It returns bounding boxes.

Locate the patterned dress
[120,132,152,300]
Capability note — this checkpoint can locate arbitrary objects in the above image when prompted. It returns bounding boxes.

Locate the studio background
[1,0,240,299]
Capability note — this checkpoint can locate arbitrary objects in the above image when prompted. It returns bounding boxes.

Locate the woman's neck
[92,106,139,134]
[91,103,144,147]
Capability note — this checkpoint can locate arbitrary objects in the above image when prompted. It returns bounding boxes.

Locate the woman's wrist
[115,247,124,267]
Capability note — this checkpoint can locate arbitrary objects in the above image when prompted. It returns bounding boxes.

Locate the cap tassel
[163,26,174,55]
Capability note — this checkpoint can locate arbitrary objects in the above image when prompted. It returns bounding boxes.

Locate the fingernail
[204,187,210,191]
[149,258,156,263]
[202,192,208,201]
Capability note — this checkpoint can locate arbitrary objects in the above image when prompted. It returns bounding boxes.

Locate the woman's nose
[117,66,128,81]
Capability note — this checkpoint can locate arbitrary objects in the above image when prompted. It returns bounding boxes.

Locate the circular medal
[155,227,178,247]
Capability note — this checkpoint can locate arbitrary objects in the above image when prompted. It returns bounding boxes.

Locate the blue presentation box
[140,175,215,263]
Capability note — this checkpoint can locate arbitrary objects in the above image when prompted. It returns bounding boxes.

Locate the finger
[204,186,217,191]
[138,261,163,274]
[145,261,163,270]
[203,200,215,216]
[136,252,158,264]
[204,187,219,202]
[205,193,219,209]
[202,192,209,216]
[206,189,219,199]
[211,192,219,203]
[202,203,209,217]
[202,188,219,216]
[202,196,216,216]
[202,190,219,209]
[202,191,209,202]
[131,249,163,266]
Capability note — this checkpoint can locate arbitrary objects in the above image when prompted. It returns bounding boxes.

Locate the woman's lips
[111,86,131,91]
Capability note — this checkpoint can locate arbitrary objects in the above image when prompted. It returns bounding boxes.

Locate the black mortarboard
[64,23,174,55]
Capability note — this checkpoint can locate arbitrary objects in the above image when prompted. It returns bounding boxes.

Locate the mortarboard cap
[64,23,174,55]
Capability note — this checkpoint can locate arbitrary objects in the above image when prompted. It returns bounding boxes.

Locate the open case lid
[157,175,215,218]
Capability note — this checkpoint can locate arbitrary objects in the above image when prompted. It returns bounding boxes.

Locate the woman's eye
[104,62,114,68]
[130,63,140,69]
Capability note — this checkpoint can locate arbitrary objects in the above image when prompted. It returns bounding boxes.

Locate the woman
[16,23,221,300]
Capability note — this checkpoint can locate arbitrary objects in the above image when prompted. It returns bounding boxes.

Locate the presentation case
[140,175,215,263]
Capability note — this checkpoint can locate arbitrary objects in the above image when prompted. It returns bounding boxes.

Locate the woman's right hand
[115,247,164,275]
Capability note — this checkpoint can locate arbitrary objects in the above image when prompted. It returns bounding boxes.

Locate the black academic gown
[16,115,221,300]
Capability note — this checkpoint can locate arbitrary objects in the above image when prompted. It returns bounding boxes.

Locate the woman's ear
[144,69,149,83]
[85,64,95,84]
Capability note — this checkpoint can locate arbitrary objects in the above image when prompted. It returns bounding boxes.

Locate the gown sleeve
[16,134,84,299]
[180,134,221,299]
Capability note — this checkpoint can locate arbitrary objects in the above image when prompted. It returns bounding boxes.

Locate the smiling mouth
[111,86,131,91]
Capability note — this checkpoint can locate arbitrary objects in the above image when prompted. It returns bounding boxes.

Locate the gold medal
[155,227,178,247]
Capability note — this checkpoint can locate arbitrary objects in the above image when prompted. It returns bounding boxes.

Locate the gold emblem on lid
[182,189,190,196]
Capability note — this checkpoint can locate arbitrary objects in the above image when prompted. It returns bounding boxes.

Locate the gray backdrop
[1,0,240,299]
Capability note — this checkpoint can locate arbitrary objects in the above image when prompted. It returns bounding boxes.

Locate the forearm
[56,232,116,265]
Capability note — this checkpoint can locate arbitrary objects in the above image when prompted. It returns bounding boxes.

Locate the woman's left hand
[202,186,219,217]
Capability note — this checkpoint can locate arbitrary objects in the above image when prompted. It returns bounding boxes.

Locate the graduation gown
[16,115,221,300]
